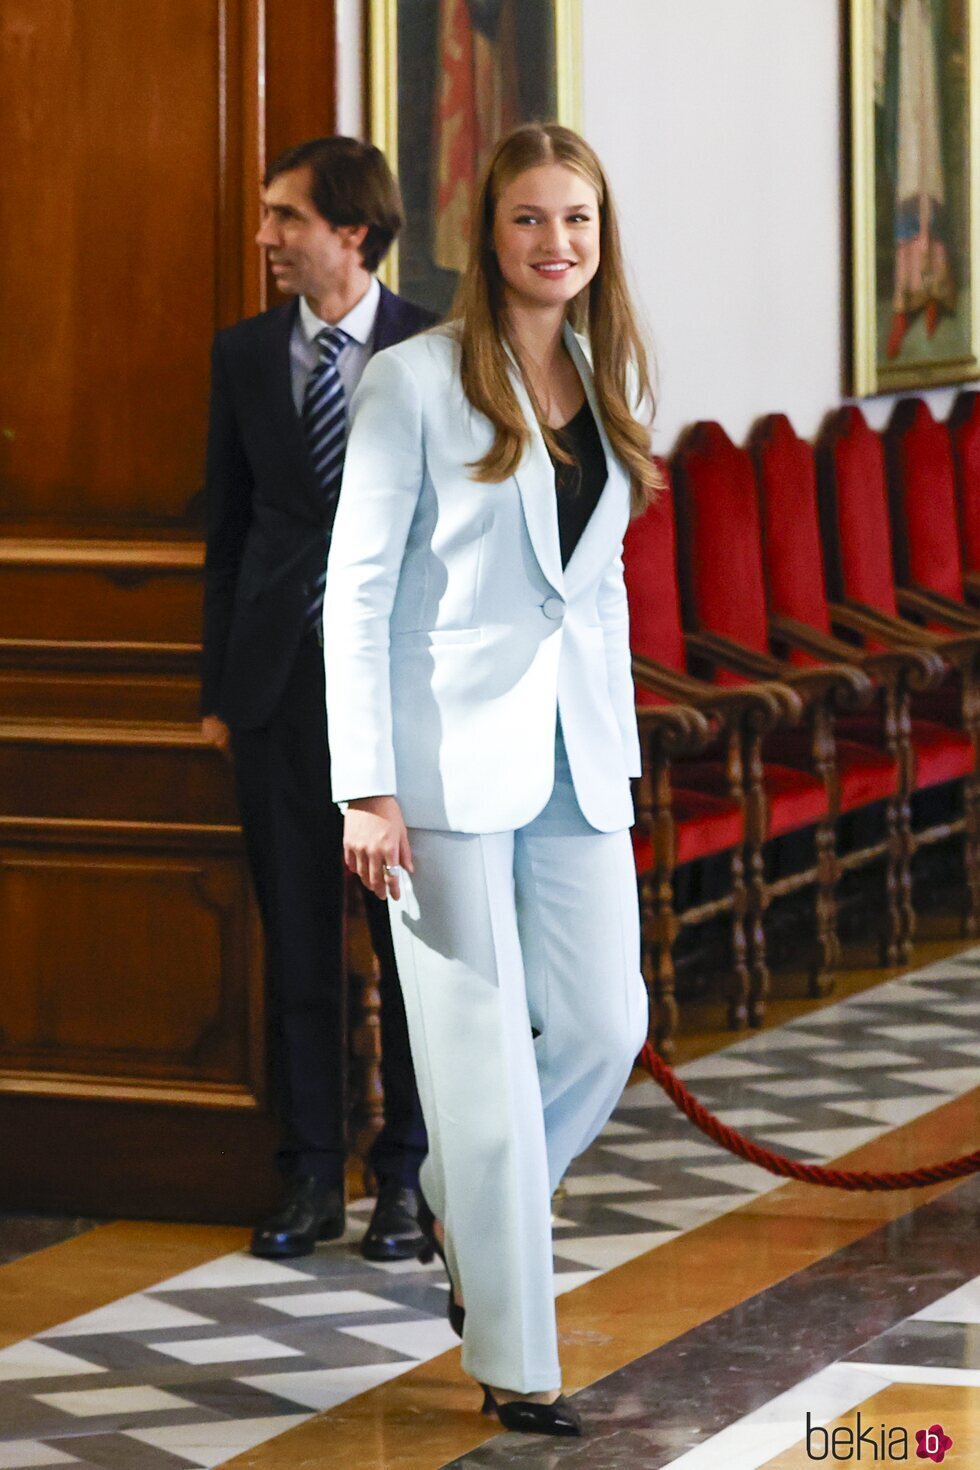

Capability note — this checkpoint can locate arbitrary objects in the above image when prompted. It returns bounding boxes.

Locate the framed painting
[369,0,582,317]
[850,0,980,394]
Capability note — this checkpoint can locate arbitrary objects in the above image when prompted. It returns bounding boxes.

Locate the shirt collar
[299,275,381,348]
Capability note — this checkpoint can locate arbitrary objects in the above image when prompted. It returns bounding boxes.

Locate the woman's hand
[343,796,414,901]
[201,714,232,761]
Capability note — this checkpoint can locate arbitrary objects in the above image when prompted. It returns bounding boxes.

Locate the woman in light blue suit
[323,124,658,1437]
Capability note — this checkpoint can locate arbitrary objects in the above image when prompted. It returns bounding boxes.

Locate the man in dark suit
[201,136,435,1261]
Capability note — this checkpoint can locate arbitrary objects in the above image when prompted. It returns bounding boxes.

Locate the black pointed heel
[416,1194,465,1338]
[479,1384,582,1437]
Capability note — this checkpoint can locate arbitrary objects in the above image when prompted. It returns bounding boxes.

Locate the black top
[548,398,607,568]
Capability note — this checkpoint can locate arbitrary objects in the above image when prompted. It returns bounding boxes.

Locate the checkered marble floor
[650,1238,980,1470]
[1,950,978,1469]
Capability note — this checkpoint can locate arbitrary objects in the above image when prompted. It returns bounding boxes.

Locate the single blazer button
[542,596,565,622]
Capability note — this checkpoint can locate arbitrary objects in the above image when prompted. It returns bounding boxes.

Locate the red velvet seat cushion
[909,720,974,789]
[632,783,743,872]
[763,732,898,813]
[837,709,973,791]
[837,741,899,811]
[762,763,829,837]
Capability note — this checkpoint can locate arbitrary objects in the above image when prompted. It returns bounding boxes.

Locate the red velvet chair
[818,404,980,934]
[625,477,790,1048]
[752,413,942,962]
[671,421,880,999]
[884,398,980,632]
[950,390,980,602]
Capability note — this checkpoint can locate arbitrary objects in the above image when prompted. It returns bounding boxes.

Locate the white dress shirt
[290,275,381,415]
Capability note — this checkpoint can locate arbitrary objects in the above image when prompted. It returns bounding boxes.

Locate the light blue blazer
[322,321,641,833]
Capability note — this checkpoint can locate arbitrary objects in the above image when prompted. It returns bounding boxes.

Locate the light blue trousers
[388,731,648,1392]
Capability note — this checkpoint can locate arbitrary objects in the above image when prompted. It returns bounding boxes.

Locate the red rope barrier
[640,1042,980,1191]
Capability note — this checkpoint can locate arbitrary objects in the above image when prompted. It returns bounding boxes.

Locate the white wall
[336,1,974,450]
[580,0,972,451]
[336,0,364,138]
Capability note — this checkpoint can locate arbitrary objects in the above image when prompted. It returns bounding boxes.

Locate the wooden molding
[0,540,205,570]
[0,1073,260,1109]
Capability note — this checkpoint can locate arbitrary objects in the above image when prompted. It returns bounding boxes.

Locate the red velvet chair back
[817,406,899,617]
[885,397,964,603]
[752,413,832,661]
[672,422,771,676]
[623,461,687,706]
[951,390,980,576]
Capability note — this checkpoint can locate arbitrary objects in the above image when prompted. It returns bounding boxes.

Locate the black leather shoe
[360,1183,425,1262]
[480,1385,582,1437]
[251,1176,345,1259]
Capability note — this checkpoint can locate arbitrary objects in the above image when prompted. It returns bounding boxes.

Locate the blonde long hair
[451,123,658,511]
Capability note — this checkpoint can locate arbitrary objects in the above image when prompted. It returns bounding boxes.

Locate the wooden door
[0,0,338,1221]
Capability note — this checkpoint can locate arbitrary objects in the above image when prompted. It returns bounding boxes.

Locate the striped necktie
[302,325,350,506]
[301,325,350,633]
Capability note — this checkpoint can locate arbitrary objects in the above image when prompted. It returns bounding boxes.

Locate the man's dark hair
[264,136,404,274]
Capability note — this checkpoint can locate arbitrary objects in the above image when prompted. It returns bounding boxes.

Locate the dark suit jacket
[201,283,437,730]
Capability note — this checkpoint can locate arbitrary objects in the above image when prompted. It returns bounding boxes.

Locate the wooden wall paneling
[0,0,340,1219]
[0,1095,282,1221]
[0,542,205,646]
[261,0,340,306]
[0,836,257,1093]
[234,0,265,319]
[265,0,339,160]
[0,0,224,530]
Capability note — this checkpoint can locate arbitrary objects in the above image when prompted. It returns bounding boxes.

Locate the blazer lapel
[261,300,322,506]
[371,282,400,353]
[507,348,565,596]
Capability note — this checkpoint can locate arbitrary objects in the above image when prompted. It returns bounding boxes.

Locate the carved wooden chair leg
[963,772,980,938]
[642,870,679,1059]
[898,788,916,959]
[725,846,751,1030]
[746,836,770,1027]
[810,818,838,997]
[880,793,904,968]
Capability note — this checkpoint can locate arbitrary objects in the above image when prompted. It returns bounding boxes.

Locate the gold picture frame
[368,0,583,313]
[850,0,980,395]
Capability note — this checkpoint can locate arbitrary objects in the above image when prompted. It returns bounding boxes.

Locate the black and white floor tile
[1,950,978,1469]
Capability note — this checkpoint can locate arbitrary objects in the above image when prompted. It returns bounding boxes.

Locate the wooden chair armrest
[831,599,943,650]
[685,626,870,712]
[632,655,712,704]
[779,660,873,711]
[632,654,797,732]
[635,699,713,759]
[859,645,944,691]
[895,585,980,631]
[963,571,980,606]
[798,609,944,690]
[685,629,784,680]
[769,614,862,663]
[891,590,980,667]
